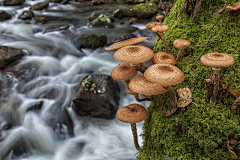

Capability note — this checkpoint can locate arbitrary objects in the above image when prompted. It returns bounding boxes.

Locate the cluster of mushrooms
[104,17,235,154]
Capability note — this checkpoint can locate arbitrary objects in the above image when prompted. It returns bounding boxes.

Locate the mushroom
[145,22,162,41]
[111,64,137,85]
[226,1,240,16]
[126,86,151,102]
[200,52,234,103]
[151,51,177,65]
[156,15,164,23]
[113,45,154,74]
[116,103,148,153]
[144,64,185,108]
[129,75,166,98]
[105,37,148,51]
[173,39,191,61]
[151,24,169,53]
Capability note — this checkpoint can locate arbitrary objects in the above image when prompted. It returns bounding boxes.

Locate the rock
[122,2,158,19]
[106,33,136,46]
[150,0,159,4]
[91,0,104,5]
[30,2,49,10]
[33,16,46,24]
[0,11,12,21]
[91,14,114,28]
[72,74,120,119]
[77,33,107,49]
[2,0,24,6]
[50,0,69,4]
[134,0,145,4]
[18,11,34,20]
[44,25,69,33]
[133,28,156,40]
[0,112,16,131]
[26,101,44,113]
[0,46,24,69]
[113,9,123,19]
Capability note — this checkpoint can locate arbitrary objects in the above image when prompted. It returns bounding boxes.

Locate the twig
[190,12,227,70]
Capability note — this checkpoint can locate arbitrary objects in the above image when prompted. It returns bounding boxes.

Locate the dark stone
[33,16,46,24]
[106,33,136,46]
[44,25,69,33]
[133,28,156,40]
[0,112,16,131]
[91,0,104,5]
[50,0,69,4]
[0,11,12,21]
[2,0,24,6]
[18,11,35,20]
[26,101,44,113]
[72,74,120,119]
[30,2,49,10]
[77,33,107,49]
[113,9,123,19]
[134,0,145,4]
[91,14,114,28]
[0,46,24,69]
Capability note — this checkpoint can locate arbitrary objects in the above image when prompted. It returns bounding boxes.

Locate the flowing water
[0,1,155,160]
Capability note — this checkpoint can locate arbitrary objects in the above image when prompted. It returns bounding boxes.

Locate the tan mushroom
[151,51,177,65]
[151,24,169,53]
[226,1,240,11]
[173,39,191,61]
[126,86,151,102]
[200,52,235,103]
[116,103,148,153]
[113,45,154,74]
[111,64,137,85]
[145,22,161,29]
[144,64,185,108]
[105,37,148,51]
[156,15,164,23]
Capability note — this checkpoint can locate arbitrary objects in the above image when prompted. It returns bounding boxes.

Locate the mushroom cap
[152,51,177,65]
[200,52,235,67]
[105,37,148,51]
[156,15,164,20]
[129,76,166,96]
[146,22,161,29]
[144,63,185,86]
[173,39,191,48]
[226,1,240,11]
[126,86,137,95]
[113,45,154,64]
[151,24,169,32]
[111,64,137,81]
[116,103,148,123]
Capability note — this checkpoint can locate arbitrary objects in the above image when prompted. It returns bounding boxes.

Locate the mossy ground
[136,0,240,159]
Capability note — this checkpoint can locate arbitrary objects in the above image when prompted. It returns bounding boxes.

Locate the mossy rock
[122,2,158,19]
[136,0,240,160]
[30,2,49,10]
[18,11,34,20]
[2,0,24,6]
[0,11,12,21]
[77,33,107,49]
[91,14,114,28]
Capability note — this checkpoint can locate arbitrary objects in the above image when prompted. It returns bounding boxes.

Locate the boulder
[18,11,34,20]
[91,14,114,28]
[77,33,107,49]
[30,2,49,10]
[2,0,24,6]
[106,33,136,46]
[91,0,104,5]
[72,74,120,119]
[0,46,24,69]
[0,11,12,21]
[0,112,16,131]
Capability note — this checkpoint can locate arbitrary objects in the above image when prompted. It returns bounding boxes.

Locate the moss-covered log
[137,0,240,159]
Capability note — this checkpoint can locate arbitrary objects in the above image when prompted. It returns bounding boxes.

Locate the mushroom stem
[154,32,162,41]
[176,47,184,61]
[159,32,169,53]
[162,85,177,108]
[134,95,151,102]
[131,123,142,153]
[123,79,130,85]
[132,63,148,74]
[210,67,220,103]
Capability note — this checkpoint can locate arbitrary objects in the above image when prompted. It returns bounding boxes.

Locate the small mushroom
[173,39,191,61]
[144,63,185,109]
[226,1,240,16]
[145,22,161,29]
[111,64,137,85]
[113,45,154,73]
[151,51,177,65]
[116,103,148,153]
[156,15,164,23]
[105,37,148,51]
[151,24,170,53]
[200,52,234,103]
[126,86,151,102]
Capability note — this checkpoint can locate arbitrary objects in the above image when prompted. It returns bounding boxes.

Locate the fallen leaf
[231,96,240,110]
[177,87,193,108]
[229,89,240,98]
[161,107,178,117]
[227,140,237,159]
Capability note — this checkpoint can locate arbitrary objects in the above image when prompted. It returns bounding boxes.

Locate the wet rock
[44,25,69,33]
[91,0,104,5]
[18,11,35,20]
[2,0,24,6]
[0,112,16,131]
[122,2,158,19]
[50,0,69,4]
[134,0,145,4]
[106,33,136,46]
[33,16,46,24]
[77,33,107,49]
[26,101,44,113]
[91,14,114,28]
[113,9,123,19]
[133,28,156,40]
[72,74,120,119]
[30,2,49,10]
[0,11,12,21]
[0,46,24,69]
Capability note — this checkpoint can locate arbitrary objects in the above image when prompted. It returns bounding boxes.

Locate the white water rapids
[0,2,154,160]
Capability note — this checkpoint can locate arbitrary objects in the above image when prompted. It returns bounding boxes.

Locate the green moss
[137,0,240,160]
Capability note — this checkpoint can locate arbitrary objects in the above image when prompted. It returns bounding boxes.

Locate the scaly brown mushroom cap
[129,76,166,96]
[126,86,137,95]
[113,45,154,64]
[152,51,177,65]
[111,64,137,81]
[105,37,148,51]
[151,24,169,33]
[144,64,185,86]
[226,1,240,11]
[145,22,161,29]
[156,15,164,21]
[173,39,191,48]
[200,52,235,67]
[116,103,148,123]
